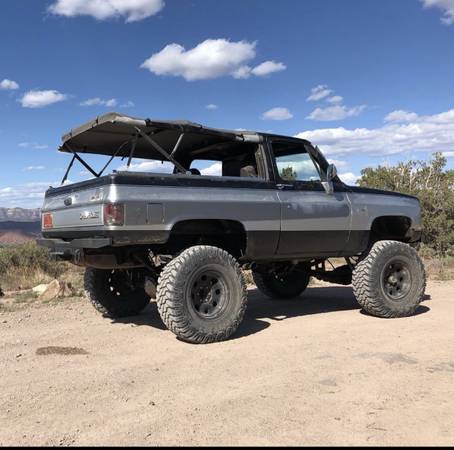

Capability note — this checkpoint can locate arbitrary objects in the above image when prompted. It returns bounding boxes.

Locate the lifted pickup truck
[38,113,425,343]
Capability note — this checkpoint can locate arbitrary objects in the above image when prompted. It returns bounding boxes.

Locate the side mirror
[322,163,337,195]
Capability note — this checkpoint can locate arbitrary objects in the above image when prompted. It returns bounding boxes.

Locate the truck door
[270,139,352,257]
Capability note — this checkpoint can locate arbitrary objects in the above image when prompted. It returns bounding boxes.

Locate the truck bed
[41,171,281,258]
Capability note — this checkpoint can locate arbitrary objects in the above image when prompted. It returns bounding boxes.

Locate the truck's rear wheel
[252,265,310,299]
[352,240,426,318]
[84,268,150,318]
[156,246,247,344]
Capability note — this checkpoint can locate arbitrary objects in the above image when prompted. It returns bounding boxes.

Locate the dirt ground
[1,280,454,446]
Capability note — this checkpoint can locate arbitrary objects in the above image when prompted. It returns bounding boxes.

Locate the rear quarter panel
[42,180,282,259]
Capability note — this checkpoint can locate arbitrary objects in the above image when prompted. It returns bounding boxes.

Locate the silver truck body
[39,113,422,264]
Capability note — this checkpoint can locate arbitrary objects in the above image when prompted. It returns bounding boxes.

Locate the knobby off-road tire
[84,268,150,318]
[252,267,311,299]
[352,240,426,318]
[156,246,247,344]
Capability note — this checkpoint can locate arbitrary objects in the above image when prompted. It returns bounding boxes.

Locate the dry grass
[1,267,56,292]
[0,241,86,293]
[424,256,454,281]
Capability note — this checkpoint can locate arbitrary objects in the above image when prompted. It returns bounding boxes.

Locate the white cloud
[20,90,68,108]
[296,108,454,157]
[338,172,360,185]
[232,65,253,79]
[141,39,286,81]
[118,159,174,173]
[48,0,165,23]
[327,158,348,168]
[307,84,333,102]
[80,97,118,107]
[206,104,218,110]
[0,79,19,90]
[306,86,365,121]
[19,142,48,149]
[120,100,135,108]
[200,162,222,176]
[141,39,256,81]
[326,95,343,104]
[443,151,454,157]
[0,182,56,208]
[250,60,286,77]
[261,107,293,121]
[384,110,419,123]
[23,166,46,171]
[421,0,454,25]
[306,104,366,121]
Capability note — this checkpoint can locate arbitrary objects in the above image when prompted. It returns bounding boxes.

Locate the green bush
[0,241,64,279]
[358,152,454,257]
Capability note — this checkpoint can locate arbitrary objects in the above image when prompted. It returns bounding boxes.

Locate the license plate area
[46,206,104,229]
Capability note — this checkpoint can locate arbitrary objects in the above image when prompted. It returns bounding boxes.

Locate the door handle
[276,183,294,190]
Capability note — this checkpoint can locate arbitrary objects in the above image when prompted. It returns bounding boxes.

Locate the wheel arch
[369,215,414,244]
[165,219,248,259]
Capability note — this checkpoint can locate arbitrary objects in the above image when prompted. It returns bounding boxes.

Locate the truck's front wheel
[84,268,151,318]
[352,240,426,318]
[156,246,247,344]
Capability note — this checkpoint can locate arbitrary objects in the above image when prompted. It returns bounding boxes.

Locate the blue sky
[1,0,454,207]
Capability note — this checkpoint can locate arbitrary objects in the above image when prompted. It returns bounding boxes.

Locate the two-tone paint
[41,170,422,261]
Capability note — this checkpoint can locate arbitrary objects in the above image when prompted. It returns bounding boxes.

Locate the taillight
[42,213,53,229]
[103,203,124,226]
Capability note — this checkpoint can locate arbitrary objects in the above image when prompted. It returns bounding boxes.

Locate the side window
[190,160,222,176]
[189,144,265,180]
[272,142,321,182]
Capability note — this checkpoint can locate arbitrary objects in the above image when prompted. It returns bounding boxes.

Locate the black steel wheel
[84,268,151,318]
[252,264,311,299]
[352,240,426,318]
[156,246,247,344]
[188,269,228,319]
[381,259,412,301]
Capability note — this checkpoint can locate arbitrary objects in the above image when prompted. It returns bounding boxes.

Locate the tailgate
[42,185,108,230]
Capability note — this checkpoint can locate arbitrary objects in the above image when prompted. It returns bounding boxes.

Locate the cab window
[272,142,321,182]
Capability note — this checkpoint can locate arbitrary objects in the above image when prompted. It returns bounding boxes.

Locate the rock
[32,284,49,295]
[38,280,61,302]
[0,286,4,297]
[37,280,75,301]
[58,282,73,298]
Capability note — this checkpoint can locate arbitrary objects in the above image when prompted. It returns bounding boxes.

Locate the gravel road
[1,281,453,446]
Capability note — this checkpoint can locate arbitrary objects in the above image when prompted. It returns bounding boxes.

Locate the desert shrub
[358,152,454,257]
[0,241,64,277]
[0,242,70,290]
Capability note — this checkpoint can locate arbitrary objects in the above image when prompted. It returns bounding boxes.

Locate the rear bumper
[37,237,144,269]
[37,238,112,256]
[37,237,113,266]
[36,238,112,253]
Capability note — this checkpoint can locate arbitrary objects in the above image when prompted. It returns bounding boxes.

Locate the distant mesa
[0,207,41,222]
[0,208,41,245]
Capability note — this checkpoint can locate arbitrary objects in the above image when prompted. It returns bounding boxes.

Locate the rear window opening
[76,141,266,182]
[58,113,267,186]
[185,142,264,179]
